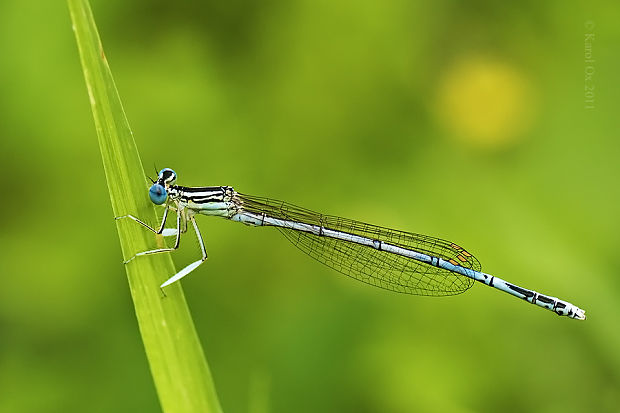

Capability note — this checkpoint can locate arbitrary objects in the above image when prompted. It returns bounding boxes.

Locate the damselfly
[117,168,585,320]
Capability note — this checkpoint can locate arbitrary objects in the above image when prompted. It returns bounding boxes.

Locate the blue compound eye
[149,184,168,205]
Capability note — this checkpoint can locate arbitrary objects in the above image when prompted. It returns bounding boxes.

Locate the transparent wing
[238,194,481,296]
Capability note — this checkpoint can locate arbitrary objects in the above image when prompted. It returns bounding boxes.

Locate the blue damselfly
[117,168,586,320]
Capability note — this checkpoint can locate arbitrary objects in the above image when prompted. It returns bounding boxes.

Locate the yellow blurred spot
[435,56,535,149]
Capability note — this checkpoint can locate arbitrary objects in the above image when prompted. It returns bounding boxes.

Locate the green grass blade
[67,1,223,412]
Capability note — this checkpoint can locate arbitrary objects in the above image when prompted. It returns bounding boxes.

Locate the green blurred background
[1,1,618,412]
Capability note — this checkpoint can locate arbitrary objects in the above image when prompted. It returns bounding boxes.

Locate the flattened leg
[160,216,208,288]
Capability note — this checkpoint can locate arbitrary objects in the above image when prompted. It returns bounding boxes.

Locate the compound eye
[149,184,168,205]
[158,168,177,185]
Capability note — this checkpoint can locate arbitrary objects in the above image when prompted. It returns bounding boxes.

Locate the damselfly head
[157,168,177,186]
[149,168,176,205]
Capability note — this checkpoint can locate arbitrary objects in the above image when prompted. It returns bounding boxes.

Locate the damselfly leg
[116,205,208,287]
[160,215,208,288]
